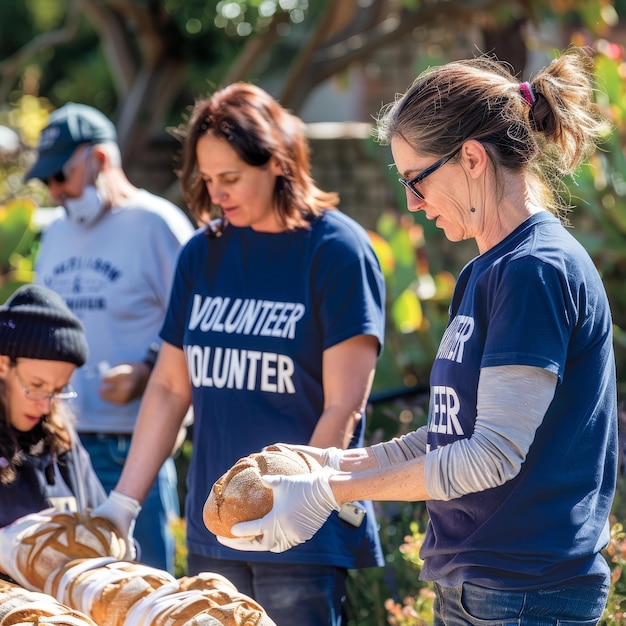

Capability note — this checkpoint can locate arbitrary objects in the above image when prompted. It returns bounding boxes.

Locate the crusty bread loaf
[0,580,97,625]
[2,512,281,625]
[203,445,321,538]
[177,572,238,594]
[126,586,276,626]
[195,601,277,626]
[45,558,175,626]
[12,512,127,592]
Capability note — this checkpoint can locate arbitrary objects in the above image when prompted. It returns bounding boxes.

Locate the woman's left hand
[215,468,340,553]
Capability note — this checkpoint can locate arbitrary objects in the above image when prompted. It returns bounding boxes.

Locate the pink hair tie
[520,81,536,107]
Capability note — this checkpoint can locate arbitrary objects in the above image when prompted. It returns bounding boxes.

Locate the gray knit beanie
[0,284,88,366]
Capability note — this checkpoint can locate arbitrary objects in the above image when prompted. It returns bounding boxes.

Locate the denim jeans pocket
[457,581,607,626]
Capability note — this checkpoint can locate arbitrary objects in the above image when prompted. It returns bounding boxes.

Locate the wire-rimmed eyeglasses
[398,148,461,201]
[12,364,77,402]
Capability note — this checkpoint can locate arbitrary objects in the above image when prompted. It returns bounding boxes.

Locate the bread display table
[0,510,276,626]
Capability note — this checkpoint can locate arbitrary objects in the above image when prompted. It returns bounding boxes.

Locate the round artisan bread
[15,512,127,592]
[203,445,321,538]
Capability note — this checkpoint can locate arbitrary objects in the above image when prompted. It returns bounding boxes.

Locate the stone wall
[307,122,390,230]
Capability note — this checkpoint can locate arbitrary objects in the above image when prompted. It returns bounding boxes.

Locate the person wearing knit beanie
[0,284,88,367]
[0,284,105,527]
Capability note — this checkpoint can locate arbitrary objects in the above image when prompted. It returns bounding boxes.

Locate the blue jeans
[187,553,347,626]
[80,433,179,574]
[433,581,609,626]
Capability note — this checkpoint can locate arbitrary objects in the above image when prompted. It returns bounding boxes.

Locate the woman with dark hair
[0,284,105,530]
[94,82,386,625]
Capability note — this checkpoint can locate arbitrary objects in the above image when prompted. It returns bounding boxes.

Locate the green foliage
[170,514,189,579]
[565,50,626,398]
[369,209,455,393]
[347,514,434,626]
[604,475,626,624]
[0,94,52,303]
[212,0,312,36]
[0,198,39,302]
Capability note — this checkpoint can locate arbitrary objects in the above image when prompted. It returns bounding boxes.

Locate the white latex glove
[264,443,344,470]
[216,467,340,553]
[91,490,141,560]
[320,447,344,470]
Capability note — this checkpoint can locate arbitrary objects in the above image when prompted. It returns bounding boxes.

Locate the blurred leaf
[595,55,624,108]
[433,271,456,301]
[392,288,423,334]
[369,230,395,278]
[388,227,419,298]
[0,279,30,303]
[0,197,36,266]
[376,210,399,240]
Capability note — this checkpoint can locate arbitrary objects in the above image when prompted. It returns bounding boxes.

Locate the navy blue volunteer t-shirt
[161,210,385,568]
[422,212,617,590]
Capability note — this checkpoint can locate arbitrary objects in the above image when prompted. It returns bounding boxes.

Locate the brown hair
[375,47,610,222]
[177,82,339,229]
[0,377,72,485]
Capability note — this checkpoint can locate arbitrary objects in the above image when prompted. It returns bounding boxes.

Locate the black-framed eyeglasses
[11,363,77,402]
[398,147,461,201]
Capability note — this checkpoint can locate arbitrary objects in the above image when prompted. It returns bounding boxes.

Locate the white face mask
[62,146,109,227]
[64,184,107,226]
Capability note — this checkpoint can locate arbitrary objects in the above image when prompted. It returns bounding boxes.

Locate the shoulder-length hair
[177,82,339,230]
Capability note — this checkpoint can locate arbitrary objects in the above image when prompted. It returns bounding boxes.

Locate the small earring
[470,207,476,213]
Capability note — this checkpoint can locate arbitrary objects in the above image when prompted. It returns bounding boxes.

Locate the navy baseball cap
[25,102,118,182]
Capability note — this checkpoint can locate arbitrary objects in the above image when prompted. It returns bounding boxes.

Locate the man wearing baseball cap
[26,103,118,185]
[25,102,195,573]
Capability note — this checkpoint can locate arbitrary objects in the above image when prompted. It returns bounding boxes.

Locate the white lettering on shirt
[188,295,305,339]
[429,385,464,436]
[186,345,295,394]
[436,315,474,364]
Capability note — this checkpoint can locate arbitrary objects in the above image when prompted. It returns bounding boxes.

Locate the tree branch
[0,4,82,103]
[76,0,139,96]
[279,1,362,106]
[281,0,526,110]
[221,11,291,85]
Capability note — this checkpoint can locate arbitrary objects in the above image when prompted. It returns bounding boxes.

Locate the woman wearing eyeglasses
[213,48,618,625]
[0,284,106,531]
